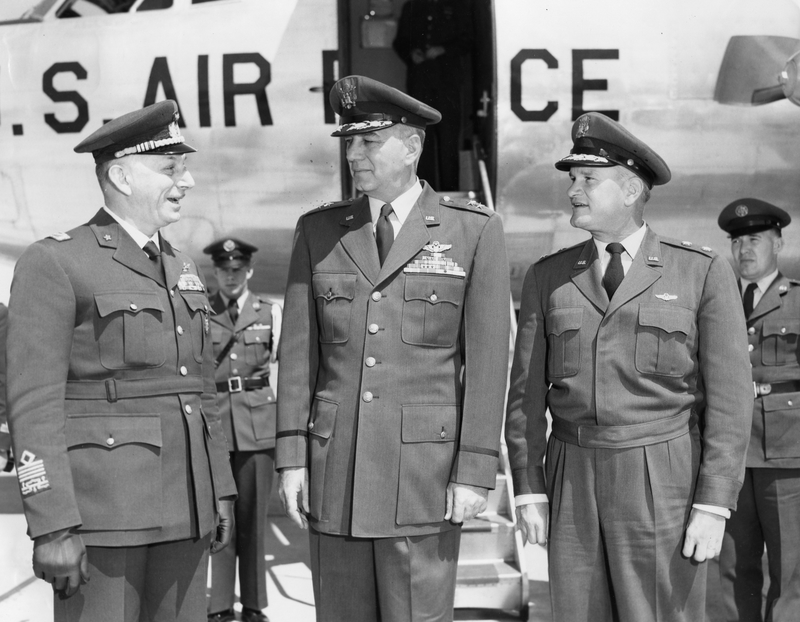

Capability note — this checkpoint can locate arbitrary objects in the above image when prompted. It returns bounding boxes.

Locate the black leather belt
[754,380,800,397]
[216,376,269,393]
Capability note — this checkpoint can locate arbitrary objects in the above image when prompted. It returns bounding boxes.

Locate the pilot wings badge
[655,293,678,301]
[404,241,466,278]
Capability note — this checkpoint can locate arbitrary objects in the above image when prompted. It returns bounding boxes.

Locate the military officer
[6,100,237,622]
[277,75,510,622]
[204,238,281,622]
[717,198,800,622]
[505,112,753,622]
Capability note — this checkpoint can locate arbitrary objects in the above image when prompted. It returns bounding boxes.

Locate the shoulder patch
[46,232,71,242]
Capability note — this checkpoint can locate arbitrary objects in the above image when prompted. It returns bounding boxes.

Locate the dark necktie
[603,242,625,299]
[143,240,162,274]
[228,297,239,325]
[376,203,394,265]
[742,282,758,318]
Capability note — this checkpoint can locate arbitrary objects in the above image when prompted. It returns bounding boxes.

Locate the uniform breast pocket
[244,329,271,366]
[182,293,210,363]
[65,414,163,530]
[312,273,357,344]
[546,307,583,378]
[94,291,166,369]
[635,304,694,377]
[761,319,800,366]
[401,276,464,347]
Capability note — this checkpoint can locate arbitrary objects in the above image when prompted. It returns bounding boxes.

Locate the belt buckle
[757,382,772,396]
[228,376,243,393]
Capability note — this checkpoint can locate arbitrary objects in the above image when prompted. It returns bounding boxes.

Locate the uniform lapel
[339,196,380,285]
[605,227,663,316]
[235,294,260,331]
[160,237,185,292]
[376,184,438,285]
[570,240,608,313]
[210,292,234,330]
[748,273,786,323]
[89,210,164,286]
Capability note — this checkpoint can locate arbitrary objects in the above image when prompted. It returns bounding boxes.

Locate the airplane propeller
[714,35,800,106]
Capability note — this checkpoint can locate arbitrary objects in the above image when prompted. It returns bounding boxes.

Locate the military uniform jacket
[7,209,237,546]
[0,304,9,459]
[745,274,800,467]
[210,291,278,452]
[276,183,510,538]
[505,227,753,509]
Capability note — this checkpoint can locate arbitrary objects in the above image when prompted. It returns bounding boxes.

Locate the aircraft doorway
[338,0,497,203]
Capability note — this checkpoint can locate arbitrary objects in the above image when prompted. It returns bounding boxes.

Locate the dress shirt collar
[367,179,423,230]
[220,289,250,312]
[103,206,160,251]
[593,222,647,264]
[741,269,779,296]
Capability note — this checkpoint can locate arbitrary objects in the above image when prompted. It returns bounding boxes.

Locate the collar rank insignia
[253,301,261,311]
[178,273,205,292]
[656,293,678,301]
[405,241,466,278]
[345,214,354,221]
[103,234,112,241]
[17,450,51,498]
[702,246,713,252]
[648,256,659,262]
[425,215,435,221]
[681,241,692,247]
[779,285,788,292]
[576,259,587,266]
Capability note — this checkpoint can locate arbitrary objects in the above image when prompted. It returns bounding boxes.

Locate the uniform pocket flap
[401,405,459,443]
[65,415,163,449]
[248,385,276,406]
[403,276,463,306]
[762,391,800,413]
[94,291,164,317]
[763,318,800,337]
[181,292,209,313]
[638,304,693,335]
[308,398,338,439]
[243,329,270,345]
[546,307,583,336]
[312,273,357,302]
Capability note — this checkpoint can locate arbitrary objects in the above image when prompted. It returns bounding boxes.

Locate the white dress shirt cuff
[515,494,548,507]
[692,503,731,519]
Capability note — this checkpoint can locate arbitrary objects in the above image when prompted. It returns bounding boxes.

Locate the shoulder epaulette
[660,237,715,256]
[46,232,71,242]
[306,198,354,215]
[439,197,491,215]
[534,241,584,264]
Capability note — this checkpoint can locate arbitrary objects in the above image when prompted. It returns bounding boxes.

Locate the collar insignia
[103,234,112,241]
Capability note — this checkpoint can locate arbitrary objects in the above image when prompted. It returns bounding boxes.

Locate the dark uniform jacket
[276,183,510,538]
[7,209,237,547]
[745,274,800,467]
[210,291,277,452]
[506,227,753,509]
[0,304,8,462]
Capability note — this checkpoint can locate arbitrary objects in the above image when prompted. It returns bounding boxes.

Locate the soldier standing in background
[717,198,800,622]
[205,238,281,622]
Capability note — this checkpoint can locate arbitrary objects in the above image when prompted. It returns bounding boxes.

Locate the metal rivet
[180,366,188,376]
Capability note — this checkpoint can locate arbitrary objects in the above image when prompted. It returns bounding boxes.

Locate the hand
[32,528,89,598]
[682,508,726,562]
[516,502,549,546]
[279,467,309,530]
[210,498,235,554]
[445,483,488,524]
[410,48,426,64]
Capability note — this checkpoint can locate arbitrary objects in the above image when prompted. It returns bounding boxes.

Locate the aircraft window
[192,0,226,3]
[136,0,173,10]
[56,0,137,17]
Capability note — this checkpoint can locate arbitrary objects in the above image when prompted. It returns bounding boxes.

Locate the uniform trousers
[309,525,460,622]
[545,430,705,622]
[720,467,800,622]
[209,449,275,613]
[54,534,210,622]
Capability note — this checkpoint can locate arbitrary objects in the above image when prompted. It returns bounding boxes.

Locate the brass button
[176,326,184,335]
[230,353,238,360]
[430,293,438,302]
[232,368,239,375]
[185,405,193,414]
[789,401,794,407]
[748,344,754,352]
[368,324,379,334]
[365,357,376,368]
[129,303,138,311]
[255,336,261,342]
[372,292,381,302]
[781,327,787,334]
[748,327,755,335]
[308,421,315,431]
[180,366,188,376]
[106,437,115,446]
[440,430,446,439]
[170,290,175,297]
[363,391,373,403]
